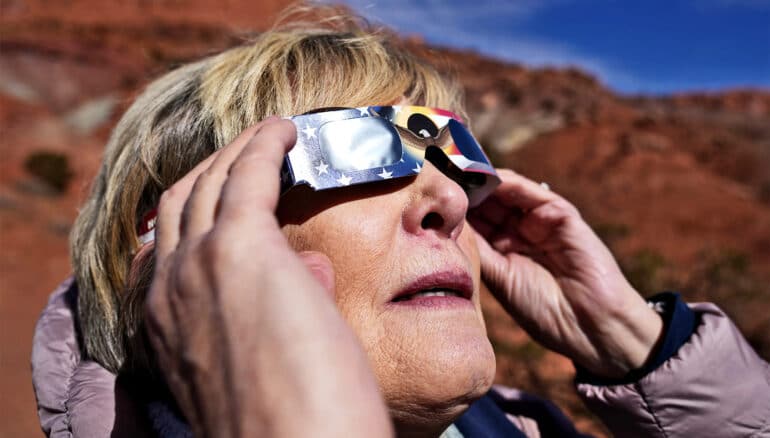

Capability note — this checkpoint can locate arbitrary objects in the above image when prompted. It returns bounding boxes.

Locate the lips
[390,269,473,303]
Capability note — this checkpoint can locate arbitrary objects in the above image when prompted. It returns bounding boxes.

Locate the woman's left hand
[469,169,663,379]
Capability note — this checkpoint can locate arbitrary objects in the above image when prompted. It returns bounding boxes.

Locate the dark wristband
[574,292,698,386]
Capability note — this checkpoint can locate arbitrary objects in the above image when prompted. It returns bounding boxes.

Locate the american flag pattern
[282,105,500,206]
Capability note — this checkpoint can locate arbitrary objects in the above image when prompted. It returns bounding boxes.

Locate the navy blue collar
[454,392,528,438]
[455,389,593,438]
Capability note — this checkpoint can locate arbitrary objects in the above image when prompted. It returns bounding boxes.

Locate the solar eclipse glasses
[281,105,500,207]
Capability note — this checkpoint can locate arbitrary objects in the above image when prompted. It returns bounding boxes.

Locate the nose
[402,159,469,241]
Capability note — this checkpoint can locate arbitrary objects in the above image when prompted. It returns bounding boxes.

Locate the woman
[32,6,769,438]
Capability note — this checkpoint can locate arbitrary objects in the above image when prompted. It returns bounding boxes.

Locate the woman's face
[277,160,496,427]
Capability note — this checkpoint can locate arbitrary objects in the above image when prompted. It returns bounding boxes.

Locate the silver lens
[319,118,402,171]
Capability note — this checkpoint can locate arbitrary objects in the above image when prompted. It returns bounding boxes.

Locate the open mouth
[390,270,473,304]
[392,288,467,302]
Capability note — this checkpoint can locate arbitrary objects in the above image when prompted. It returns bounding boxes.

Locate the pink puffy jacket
[32,278,770,437]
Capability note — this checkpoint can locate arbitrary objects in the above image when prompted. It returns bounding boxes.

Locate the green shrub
[24,151,73,193]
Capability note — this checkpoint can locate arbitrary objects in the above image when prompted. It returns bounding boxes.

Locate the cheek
[282,208,402,372]
[281,204,495,408]
[281,204,397,308]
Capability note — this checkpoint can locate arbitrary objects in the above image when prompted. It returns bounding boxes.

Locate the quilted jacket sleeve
[31,278,81,437]
[31,278,151,438]
[576,302,770,437]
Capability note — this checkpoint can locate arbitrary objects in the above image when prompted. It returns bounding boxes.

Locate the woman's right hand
[144,118,392,438]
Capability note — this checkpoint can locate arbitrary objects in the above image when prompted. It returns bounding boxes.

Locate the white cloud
[342,0,557,24]
[326,0,647,92]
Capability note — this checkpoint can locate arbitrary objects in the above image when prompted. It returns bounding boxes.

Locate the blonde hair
[70,5,465,373]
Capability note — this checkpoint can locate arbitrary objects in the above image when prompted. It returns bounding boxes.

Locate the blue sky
[326,0,770,95]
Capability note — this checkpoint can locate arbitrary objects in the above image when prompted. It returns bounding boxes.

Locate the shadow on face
[277,177,415,226]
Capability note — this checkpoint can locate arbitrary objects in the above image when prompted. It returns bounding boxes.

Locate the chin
[385,337,496,437]
[372,313,497,430]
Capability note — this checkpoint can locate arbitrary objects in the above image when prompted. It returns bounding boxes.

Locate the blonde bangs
[200,11,462,148]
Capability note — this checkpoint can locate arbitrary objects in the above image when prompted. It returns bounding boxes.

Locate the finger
[218,119,297,226]
[297,251,336,299]
[181,116,281,239]
[467,214,495,238]
[155,118,280,262]
[144,277,175,359]
[155,186,189,266]
[476,233,538,291]
[472,196,515,226]
[155,147,230,263]
[472,226,510,291]
[469,215,534,257]
[144,266,197,416]
[474,226,502,267]
[517,198,580,247]
[492,168,560,211]
[143,242,183,373]
[488,231,536,255]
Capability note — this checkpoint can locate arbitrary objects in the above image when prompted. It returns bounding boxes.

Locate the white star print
[337,174,352,185]
[302,125,317,139]
[412,162,422,173]
[377,168,393,179]
[358,107,369,117]
[315,160,329,175]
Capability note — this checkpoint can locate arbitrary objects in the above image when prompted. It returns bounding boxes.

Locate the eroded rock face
[1,4,769,438]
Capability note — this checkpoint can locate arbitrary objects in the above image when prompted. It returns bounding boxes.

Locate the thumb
[471,227,523,308]
[297,251,336,299]
[470,226,507,288]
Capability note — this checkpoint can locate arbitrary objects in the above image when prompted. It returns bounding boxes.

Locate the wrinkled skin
[145,118,662,438]
[278,165,496,436]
